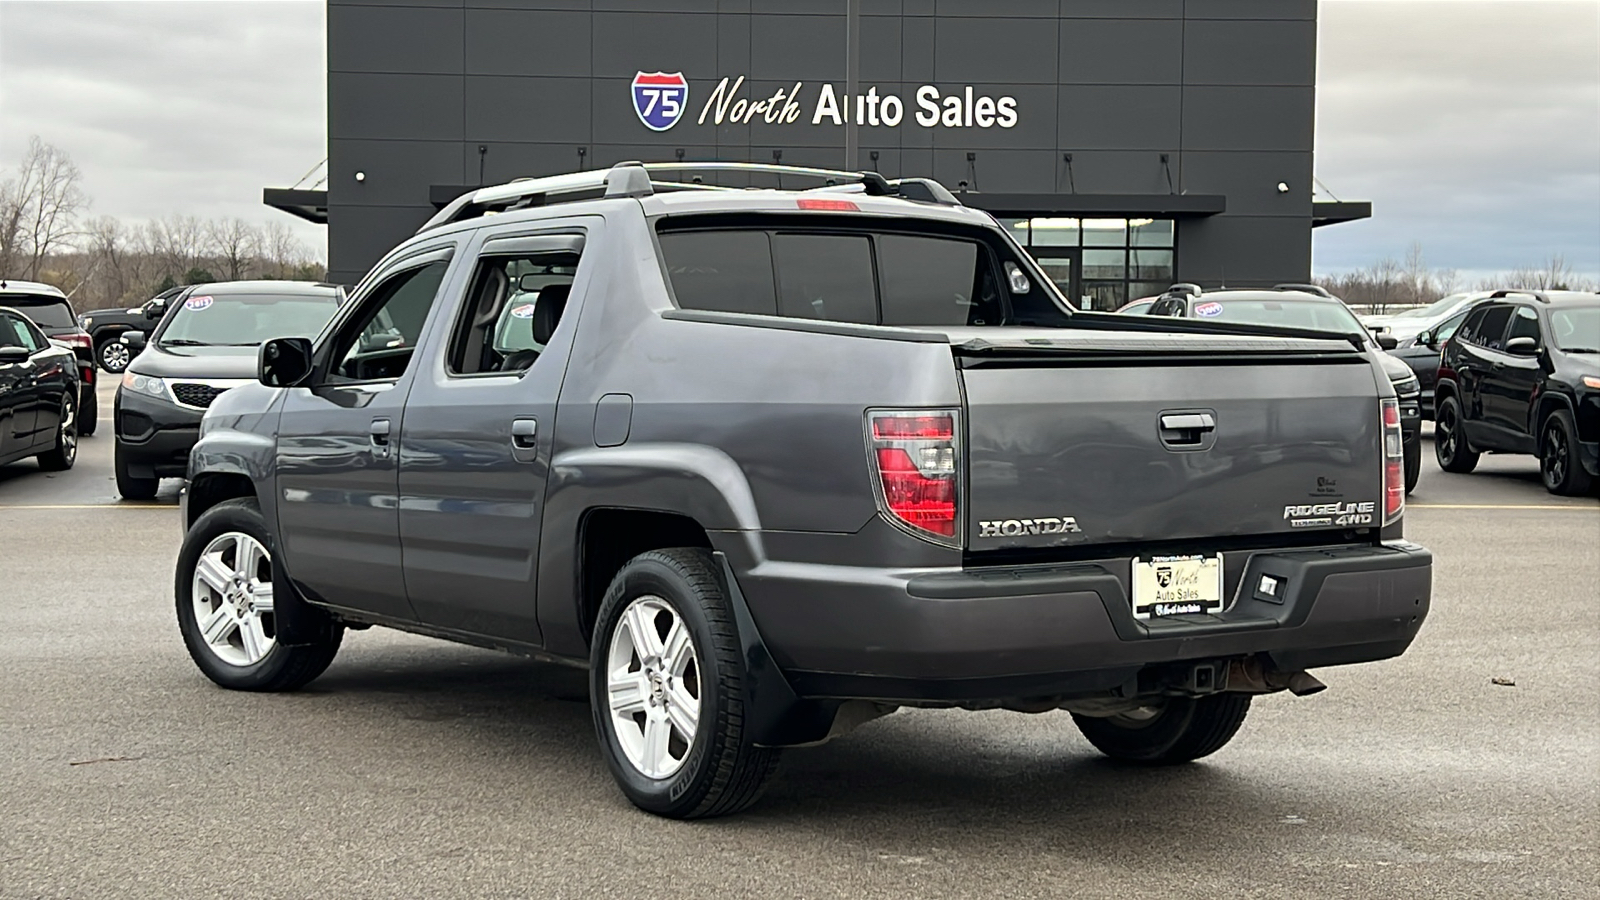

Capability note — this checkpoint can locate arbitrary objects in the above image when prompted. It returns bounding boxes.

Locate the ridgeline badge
[632,72,690,131]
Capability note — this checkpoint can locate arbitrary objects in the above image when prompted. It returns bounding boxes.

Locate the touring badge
[632,71,689,131]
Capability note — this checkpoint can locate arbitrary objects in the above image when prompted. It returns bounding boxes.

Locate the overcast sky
[1,0,1596,280]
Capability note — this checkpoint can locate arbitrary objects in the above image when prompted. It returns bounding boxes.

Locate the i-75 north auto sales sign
[632,73,1018,132]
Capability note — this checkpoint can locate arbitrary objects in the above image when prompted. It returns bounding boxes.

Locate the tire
[1434,394,1480,473]
[1540,408,1595,496]
[1403,432,1421,494]
[114,440,159,500]
[98,336,131,373]
[175,497,342,691]
[78,382,97,437]
[590,548,781,819]
[1072,693,1252,765]
[35,391,78,471]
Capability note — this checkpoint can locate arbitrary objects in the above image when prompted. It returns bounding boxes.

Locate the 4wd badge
[633,72,689,131]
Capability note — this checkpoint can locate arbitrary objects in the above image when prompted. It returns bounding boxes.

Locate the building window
[1001,217,1177,312]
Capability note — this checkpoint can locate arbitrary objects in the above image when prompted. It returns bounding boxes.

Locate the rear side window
[660,226,1047,327]
[1470,305,1514,350]
[6,296,76,328]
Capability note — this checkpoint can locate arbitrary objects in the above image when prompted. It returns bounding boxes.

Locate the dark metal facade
[324,0,1321,295]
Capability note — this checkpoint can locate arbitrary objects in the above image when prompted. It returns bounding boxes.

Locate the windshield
[1550,306,1600,352]
[1195,297,1365,334]
[159,292,339,347]
[4,295,77,328]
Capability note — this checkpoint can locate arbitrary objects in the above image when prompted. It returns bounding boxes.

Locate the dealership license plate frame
[1131,554,1224,620]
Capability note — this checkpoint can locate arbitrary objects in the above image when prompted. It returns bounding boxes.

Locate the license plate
[1131,554,1224,619]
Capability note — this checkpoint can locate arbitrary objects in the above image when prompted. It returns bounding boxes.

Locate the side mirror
[259,336,314,387]
[0,346,30,363]
[1376,333,1399,351]
[1419,330,1436,349]
[144,301,165,320]
[121,331,147,352]
[1505,336,1538,356]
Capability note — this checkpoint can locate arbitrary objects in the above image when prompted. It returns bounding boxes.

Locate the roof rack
[1272,283,1336,299]
[1162,283,1203,298]
[1488,289,1550,303]
[416,161,962,235]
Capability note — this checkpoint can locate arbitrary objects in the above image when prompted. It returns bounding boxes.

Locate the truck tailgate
[953,332,1385,551]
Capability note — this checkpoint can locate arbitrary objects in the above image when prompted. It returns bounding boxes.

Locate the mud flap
[271,553,342,646]
[711,551,836,747]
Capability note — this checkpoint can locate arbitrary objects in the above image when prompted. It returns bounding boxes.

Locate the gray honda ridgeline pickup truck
[176,162,1431,819]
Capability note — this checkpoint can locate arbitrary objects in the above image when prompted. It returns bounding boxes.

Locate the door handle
[511,417,537,449]
[1160,413,1215,432]
[369,417,392,457]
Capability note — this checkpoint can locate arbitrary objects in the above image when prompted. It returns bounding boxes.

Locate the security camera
[1276,181,1289,193]
[355,171,366,182]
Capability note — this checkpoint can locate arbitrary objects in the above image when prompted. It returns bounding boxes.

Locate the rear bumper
[734,540,1431,703]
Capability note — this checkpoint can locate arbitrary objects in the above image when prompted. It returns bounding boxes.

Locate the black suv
[114,281,342,499]
[1,279,99,436]
[80,285,187,373]
[1435,290,1600,495]
[1146,285,1424,493]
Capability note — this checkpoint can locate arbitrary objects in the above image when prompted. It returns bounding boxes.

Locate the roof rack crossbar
[1488,289,1551,303]
[1272,283,1336,299]
[417,161,962,235]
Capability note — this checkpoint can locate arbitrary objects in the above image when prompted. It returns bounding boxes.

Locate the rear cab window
[656,218,1069,328]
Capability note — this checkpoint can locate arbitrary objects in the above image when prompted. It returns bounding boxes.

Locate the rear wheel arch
[577,507,712,646]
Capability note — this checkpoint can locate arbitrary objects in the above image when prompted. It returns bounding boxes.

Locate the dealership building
[268,0,1369,307]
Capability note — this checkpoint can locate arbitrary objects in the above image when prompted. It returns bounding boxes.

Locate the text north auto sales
[632,72,1019,132]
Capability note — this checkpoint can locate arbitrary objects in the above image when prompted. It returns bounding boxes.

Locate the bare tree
[260,220,306,279]
[208,218,261,281]
[0,136,89,280]
[1399,242,1432,305]
[148,214,208,281]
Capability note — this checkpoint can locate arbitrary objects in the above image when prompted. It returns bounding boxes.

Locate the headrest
[532,284,571,345]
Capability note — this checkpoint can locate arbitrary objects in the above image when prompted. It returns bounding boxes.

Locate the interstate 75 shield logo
[632,72,689,131]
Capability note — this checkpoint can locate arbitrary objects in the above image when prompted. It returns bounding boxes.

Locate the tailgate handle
[1159,412,1216,448]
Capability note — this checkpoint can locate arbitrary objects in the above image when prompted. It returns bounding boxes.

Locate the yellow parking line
[1409,503,1597,511]
[0,504,176,510]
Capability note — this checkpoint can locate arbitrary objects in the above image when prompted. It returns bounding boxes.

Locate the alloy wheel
[59,396,77,465]
[101,341,131,372]
[1542,422,1568,489]
[605,596,702,780]
[191,532,276,667]
[1437,406,1458,460]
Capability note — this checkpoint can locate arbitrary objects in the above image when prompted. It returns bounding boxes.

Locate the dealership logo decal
[632,72,689,131]
[633,73,1018,132]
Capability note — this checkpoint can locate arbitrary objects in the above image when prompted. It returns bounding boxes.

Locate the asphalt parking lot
[2,379,1595,899]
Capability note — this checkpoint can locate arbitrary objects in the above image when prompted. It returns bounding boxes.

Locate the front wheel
[78,382,97,437]
[1540,408,1595,496]
[35,392,77,471]
[590,549,781,819]
[1072,693,1252,764]
[114,441,159,500]
[1403,432,1421,494]
[175,498,342,691]
[1434,395,1480,473]
[98,337,132,373]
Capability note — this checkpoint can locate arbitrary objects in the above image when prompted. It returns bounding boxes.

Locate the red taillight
[1381,398,1404,524]
[868,410,960,544]
[58,332,91,349]
[797,198,859,211]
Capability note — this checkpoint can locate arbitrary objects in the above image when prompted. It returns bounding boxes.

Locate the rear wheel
[114,441,159,500]
[1434,395,1479,473]
[1540,408,1594,496]
[590,548,781,819]
[98,336,131,373]
[175,498,342,691]
[78,382,97,437]
[1072,694,1251,764]
[35,392,77,471]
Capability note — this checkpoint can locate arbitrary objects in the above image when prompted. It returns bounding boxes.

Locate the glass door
[1029,250,1080,310]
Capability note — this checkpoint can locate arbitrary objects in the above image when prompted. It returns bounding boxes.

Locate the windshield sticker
[184,295,214,311]
[509,303,537,319]
[1195,301,1223,318]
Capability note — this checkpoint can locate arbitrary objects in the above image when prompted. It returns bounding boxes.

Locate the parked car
[1145,285,1423,492]
[1362,291,1492,344]
[1115,297,1157,315]
[80,285,188,373]
[1,279,98,436]
[113,281,342,500]
[0,305,80,471]
[175,162,1431,819]
[1388,303,1486,419]
[1434,290,1600,495]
